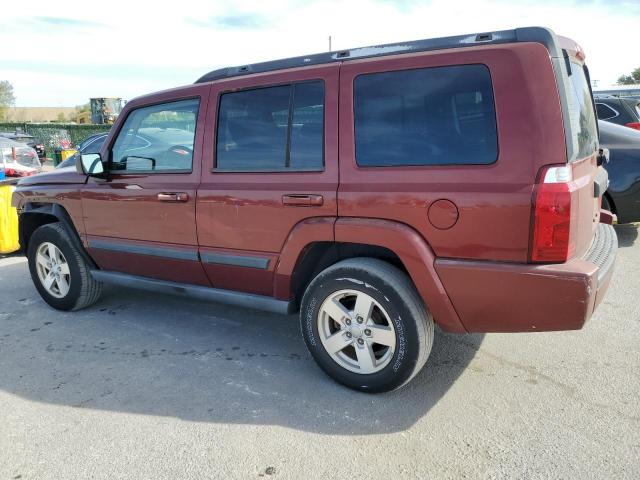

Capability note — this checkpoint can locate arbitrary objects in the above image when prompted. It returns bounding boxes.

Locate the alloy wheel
[317,289,396,374]
[35,242,71,298]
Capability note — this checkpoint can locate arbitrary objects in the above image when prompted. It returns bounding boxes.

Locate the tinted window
[566,62,598,159]
[111,99,199,173]
[80,135,107,153]
[595,102,618,121]
[216,81,324,171]
[290,82,324,169]
[354,64,497,167]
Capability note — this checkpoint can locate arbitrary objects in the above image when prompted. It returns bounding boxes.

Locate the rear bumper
[435,223,617,332]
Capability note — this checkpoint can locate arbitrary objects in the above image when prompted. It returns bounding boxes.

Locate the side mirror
[76,153,105,176]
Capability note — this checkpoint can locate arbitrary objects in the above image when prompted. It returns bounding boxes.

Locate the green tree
[76,102,90,113]
[0,80,16,121]
[617,67,640,85]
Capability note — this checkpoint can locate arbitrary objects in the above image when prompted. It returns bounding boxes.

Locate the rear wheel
[27,223,102,311]
[300,258,434,393]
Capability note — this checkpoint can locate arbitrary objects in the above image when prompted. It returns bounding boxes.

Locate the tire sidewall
[27,224,82,310]
[301,269,421,392]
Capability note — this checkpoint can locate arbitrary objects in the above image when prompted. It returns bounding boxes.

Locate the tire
[300,258,434,393]
[27,222,102,311]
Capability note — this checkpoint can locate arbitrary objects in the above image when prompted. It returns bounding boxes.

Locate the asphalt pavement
[0,224,638,479]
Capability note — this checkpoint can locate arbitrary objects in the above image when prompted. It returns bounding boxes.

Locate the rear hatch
[529,37,605,263]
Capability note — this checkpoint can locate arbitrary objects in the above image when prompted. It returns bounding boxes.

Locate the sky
[2,0,639,107]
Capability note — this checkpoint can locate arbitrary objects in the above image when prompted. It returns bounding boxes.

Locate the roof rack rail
[195,26,559,84]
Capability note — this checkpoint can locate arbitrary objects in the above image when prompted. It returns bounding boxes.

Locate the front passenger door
[82,91,211,286]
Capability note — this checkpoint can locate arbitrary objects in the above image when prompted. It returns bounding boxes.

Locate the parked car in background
[0,131,46,158]
[0,137,41,177]
[56,133,108,169]
[78,133,109,152]
[599,119,640,223]
[594,95,640,131]
[12,27,616,393]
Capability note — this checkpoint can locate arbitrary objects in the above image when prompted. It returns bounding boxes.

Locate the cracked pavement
[0,224,639,479]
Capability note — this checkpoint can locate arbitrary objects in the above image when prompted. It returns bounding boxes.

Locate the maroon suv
[12,27,616,392]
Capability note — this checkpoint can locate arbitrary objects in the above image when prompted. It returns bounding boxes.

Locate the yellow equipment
[60,149,77,161]
[0,184,20,254]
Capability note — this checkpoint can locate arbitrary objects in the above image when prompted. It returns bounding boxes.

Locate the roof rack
[195,26,560,84]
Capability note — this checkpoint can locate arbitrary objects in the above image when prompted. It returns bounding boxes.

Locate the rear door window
[216,81,324,171]
[354,64,498,167]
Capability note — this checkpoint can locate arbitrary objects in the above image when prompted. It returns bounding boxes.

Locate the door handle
[282,194,324,207]
[157,192,189,202]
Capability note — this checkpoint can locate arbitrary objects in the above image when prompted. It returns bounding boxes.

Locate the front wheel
[27,223,102,311]
[300,258,434,393]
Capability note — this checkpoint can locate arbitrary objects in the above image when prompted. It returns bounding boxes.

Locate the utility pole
[328,35,332,52]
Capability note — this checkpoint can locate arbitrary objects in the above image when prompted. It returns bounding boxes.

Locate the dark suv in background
[12,27,616,393]
[595,95,640,130]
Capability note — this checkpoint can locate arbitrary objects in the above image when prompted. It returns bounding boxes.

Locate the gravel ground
[0,224,638,479]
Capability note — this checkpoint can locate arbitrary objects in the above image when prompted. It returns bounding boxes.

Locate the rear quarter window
[354,64,498,167]
[566,61,598,160]
[595,102,618,121]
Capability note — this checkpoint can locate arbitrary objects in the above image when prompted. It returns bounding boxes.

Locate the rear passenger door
[197,64,339,296]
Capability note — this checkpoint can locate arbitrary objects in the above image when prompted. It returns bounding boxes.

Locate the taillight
[530,165,575,263]
[625,122,640,131]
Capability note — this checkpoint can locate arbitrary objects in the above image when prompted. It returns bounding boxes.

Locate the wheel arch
[288,241,408,310]
[275,216,466,333]
[19,202,96,268]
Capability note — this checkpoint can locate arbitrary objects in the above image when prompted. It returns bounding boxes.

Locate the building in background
[4,107,76,123]
[593,84,640,98]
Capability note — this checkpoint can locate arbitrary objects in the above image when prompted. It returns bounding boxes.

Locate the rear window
[595,103,618,121]
[354,64,498,167]
[566,61,598,159]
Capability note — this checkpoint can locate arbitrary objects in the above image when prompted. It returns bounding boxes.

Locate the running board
[90,271,294,316]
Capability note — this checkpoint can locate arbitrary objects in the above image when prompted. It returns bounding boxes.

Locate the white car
[0,137,41,177]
